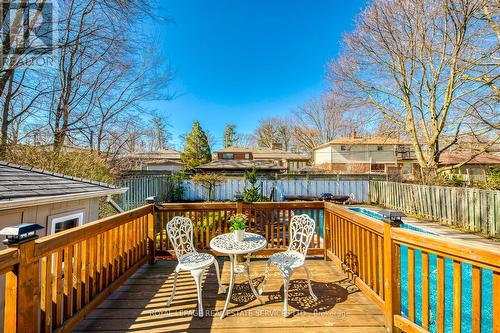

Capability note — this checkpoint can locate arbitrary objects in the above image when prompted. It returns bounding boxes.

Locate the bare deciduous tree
[292,94,351,152]
[255,117,294,150]
[329,0,499,178]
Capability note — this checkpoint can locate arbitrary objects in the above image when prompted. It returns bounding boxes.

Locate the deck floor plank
[73,259,385,332]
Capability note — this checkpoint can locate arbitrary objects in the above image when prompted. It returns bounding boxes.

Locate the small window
[54,219,79,233]
[50,212,84,234]
[244,153,251,159]
[341,145,350,151]
[377,146,383,151]
[371,164,385,172]
[222,153,234,159]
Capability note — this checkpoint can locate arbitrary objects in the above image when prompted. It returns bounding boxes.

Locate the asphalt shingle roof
[314,137,412,150]
[196,159,286,171]
[439,152,500,165]
[215,147,309,160]
[0,161,123,201]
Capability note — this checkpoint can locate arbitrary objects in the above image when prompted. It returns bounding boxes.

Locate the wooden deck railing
[155,201,325,255]
[324,202,500,333]
[1,200,499,333]
[2,205,155,333]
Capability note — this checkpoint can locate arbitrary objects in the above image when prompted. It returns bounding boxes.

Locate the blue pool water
[349,207,493,333]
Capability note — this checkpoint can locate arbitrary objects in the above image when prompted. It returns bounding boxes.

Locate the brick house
[197,146,310,175]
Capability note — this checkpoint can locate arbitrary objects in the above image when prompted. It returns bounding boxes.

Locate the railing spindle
[421,251,429,329]
[453,260,462,333]
[407,248,415,322]
[437,256,445,333]
[472,266,482,333]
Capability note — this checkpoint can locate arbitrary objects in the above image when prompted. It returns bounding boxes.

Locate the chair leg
[167,265,181,306]
[213,259,226,293]
[258,260,271,295]
[283,276,290,317]
[191,268,205,318]
[246,256,263,304]
[303,264,317,301]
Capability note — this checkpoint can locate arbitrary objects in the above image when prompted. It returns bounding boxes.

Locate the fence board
[370,181,500,237]
[119,175,174,210]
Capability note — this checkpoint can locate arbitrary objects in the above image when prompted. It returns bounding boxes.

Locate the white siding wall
[313,147,333,164]
[314,144,398,164]
[0,198,100,238]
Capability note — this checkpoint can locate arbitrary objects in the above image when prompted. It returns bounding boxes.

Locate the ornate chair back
[287,214,316,257]
[167,216,196,258]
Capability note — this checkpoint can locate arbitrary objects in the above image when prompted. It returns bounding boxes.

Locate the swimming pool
[349,207,439,234]
[349,207,493,333]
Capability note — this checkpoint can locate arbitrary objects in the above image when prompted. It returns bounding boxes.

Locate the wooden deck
[73,258,385,332]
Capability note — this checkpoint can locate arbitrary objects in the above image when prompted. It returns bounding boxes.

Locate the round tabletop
[210,232,267,255]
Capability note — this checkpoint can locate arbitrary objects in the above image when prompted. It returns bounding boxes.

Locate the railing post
[5,238,40,333]
[236,199,243,214]
[146,197,157,264]
[323,206,330,261]
[382,220,401,333]
[147,211,156,264]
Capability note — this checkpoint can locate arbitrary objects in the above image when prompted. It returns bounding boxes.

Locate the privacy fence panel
[181,179,369,202]
[119,175,173,210]
[370,181,500,237]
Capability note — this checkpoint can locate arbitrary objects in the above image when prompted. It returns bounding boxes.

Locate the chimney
[351,130,357,139]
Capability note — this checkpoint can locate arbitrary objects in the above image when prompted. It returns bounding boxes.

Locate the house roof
[144,159,183,166]
[0,162,127,210]
[196,159,287,171]
[313,137,412,150]
[215,147,309,160]
[439,152,500,165]
[121,149,181,160]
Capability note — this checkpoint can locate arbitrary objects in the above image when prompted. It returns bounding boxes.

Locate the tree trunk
[0,71,14,159]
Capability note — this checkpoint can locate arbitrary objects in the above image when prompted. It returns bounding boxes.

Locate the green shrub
[243,166,265,202]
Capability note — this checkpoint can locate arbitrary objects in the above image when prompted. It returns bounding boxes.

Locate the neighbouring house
[121,149,183,173]
[196,159,287,176]
[439,152,500,181]
[0,162,127,238]
[313,132,417,178]
[202,146,309,175]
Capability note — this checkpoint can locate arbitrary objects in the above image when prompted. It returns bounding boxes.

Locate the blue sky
[145,0,366,149]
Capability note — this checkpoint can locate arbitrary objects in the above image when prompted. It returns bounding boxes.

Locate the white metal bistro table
[209,232,267,319]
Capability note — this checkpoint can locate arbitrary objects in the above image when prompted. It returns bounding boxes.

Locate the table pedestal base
[220,253,263,319]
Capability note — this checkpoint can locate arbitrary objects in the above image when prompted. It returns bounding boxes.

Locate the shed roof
[0,161,127,210]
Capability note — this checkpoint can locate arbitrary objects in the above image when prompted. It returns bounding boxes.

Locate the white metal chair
[166,216,225,317]
[259,214,318,317]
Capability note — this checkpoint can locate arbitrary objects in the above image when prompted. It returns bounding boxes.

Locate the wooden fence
[119,176,369,209]
[324,202,500,333]
[119,175,174,210]
[181,178,369,202]
[370,181,500,237]
[117,176,499,237]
